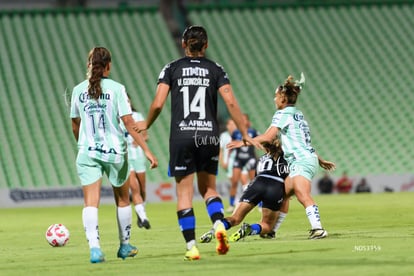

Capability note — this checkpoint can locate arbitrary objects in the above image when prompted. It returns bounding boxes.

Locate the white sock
[305,205,322,229]
[82,206,100,249]
[273,212,287,232]
[213,220,224,231]
[186,240,196,250]
[117,206,132,245]
[135,203,147,220]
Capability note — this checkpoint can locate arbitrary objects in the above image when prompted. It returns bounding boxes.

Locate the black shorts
[168,139,219,177]
[239,175,285,211]
[233,147,257,170]
[233,157,257,171]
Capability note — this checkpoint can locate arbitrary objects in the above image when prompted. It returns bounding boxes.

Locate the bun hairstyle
[182,25,208,53]
[277,73,305,105]
[87,47,112,100]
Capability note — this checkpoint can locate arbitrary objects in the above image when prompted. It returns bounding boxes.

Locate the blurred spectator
[355,178,371,193]
[336,171,353,193]
[317,172,334,194]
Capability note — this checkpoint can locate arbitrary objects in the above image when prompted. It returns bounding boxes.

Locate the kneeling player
[200,137,289,242]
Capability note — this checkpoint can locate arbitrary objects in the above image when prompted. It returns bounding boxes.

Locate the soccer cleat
[138,217,151,229]
[229,223,252,242]
[215,222,229,255]
[90,247,105,263]
[308,228,328,239]
[184,245,200,261]
[117,243,138,260]
[260,230,276,239]
[199,229,214,243]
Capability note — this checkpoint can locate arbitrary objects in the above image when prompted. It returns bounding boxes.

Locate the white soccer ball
[45,224,70,247]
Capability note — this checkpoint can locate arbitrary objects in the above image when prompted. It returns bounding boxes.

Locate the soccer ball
[45,224,70,247]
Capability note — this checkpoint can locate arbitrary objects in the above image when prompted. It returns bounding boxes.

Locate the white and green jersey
[125,111,145,160]
[271,106,315,164]
[219,131,232,164]
[70,78,132,163]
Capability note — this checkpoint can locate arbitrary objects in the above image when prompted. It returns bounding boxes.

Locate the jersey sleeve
[270,110,288,130]
[215,62,231,88]
[157,63,172,85]
[70,88,79,118]
[118,86,132,117]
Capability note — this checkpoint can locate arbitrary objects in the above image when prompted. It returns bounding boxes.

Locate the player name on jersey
[178,77,210,86]
[178,66,210,87]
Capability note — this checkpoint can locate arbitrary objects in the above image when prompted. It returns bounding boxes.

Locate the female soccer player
[143,25,260,260]
[70,47,157,263]
[228,113,258,212]
[226,138,289,240]
[125,95,151,229]
[228,74,335,239]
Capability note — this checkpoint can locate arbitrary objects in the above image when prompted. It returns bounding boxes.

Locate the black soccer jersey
[157,56,230,140]
[256,154,290,180]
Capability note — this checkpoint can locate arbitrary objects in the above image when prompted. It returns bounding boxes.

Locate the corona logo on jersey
[79,91,111,103]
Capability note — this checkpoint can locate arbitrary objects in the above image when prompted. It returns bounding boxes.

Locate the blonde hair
[277,75,302,105]
[262,138,283,159]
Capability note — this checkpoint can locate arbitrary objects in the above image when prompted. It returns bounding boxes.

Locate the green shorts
[76,153,129,187]
[288,154,318,181]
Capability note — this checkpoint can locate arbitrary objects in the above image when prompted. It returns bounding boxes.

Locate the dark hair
[262,138,283,159]
[87,47,112,100]
[182,25,208,53]
[277,75,301,105]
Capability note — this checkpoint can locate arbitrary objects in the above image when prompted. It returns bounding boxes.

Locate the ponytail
[86,47,111,100]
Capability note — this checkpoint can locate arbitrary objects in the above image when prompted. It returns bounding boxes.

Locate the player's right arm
[146,83,170,130]
[219,84,261,149]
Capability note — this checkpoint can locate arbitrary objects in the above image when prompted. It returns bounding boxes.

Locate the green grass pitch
[0,192,413,275]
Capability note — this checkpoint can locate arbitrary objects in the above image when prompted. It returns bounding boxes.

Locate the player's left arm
[122,114,158,169]
[316,153,336,171]
[145,83,170,131]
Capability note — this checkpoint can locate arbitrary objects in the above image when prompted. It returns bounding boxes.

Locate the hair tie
[295,72,305,89]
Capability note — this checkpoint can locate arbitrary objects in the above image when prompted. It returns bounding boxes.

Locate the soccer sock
[206,197,224,223]
[273,212,287,232]
[135,203,148,220]
[249,224,262,235]
[221,218,231,230]
[82,206,100,249]
[305,205,322,229]
[177,208,196,250]
[229,196,235,207]
[117,206,132,245]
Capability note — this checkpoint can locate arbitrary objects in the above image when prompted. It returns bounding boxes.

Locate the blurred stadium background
[0,0,413,207]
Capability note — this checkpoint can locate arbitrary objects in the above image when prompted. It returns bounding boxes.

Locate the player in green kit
[228,74,335,239]
[70,47,158,263]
